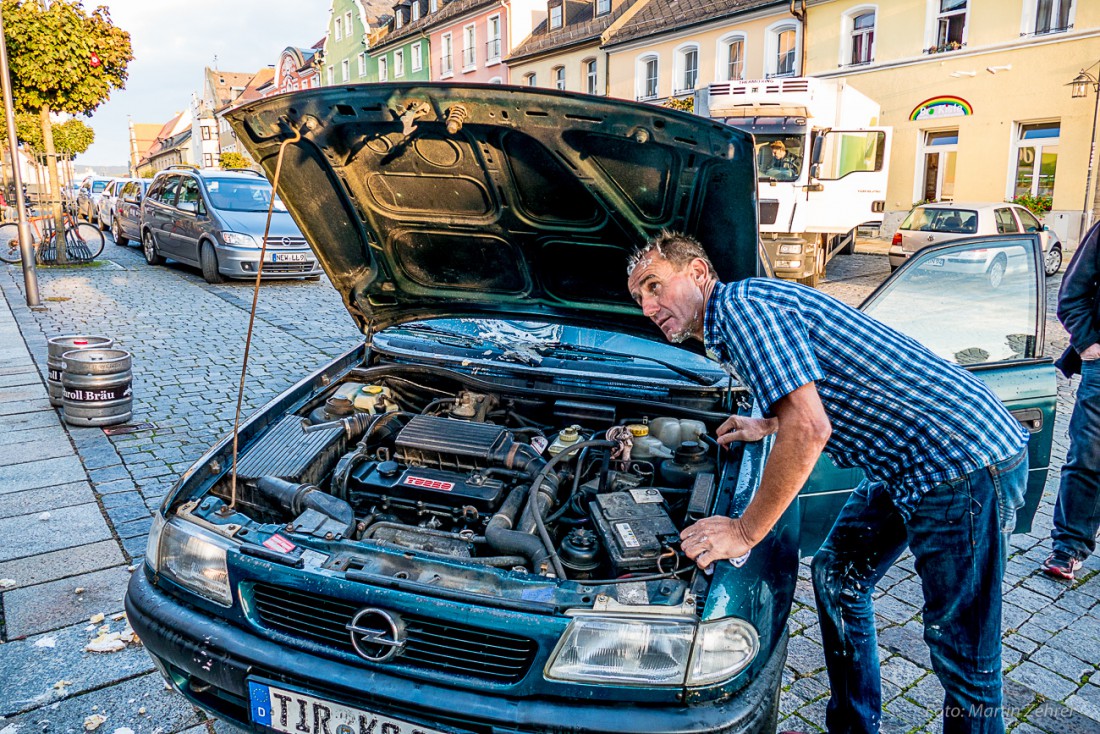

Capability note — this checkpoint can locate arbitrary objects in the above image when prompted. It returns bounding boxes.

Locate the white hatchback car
[889,202,1062,282]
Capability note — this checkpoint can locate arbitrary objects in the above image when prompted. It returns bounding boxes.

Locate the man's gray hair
[627,230,716,275]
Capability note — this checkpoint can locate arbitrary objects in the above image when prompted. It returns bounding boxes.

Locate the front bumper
[126,570,787,734]
[215,244,321,279]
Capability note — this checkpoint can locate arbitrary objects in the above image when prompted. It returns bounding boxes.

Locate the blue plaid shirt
[703,278,1029,518]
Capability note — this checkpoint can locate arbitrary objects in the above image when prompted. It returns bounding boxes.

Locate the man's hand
[680,516,753,569]
[1081,343,1100,361]
[715,414,778,446]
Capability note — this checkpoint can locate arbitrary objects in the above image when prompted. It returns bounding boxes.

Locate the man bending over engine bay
[626,230,1029,734]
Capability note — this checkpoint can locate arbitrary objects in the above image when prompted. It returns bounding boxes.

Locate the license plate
[249,681,451,734]
[929,257,944,267]
[274,252,309,263]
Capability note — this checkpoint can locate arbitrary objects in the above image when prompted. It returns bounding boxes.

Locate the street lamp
[1070,63,1100,242]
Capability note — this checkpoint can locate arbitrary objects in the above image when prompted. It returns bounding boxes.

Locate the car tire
[112,219,128,246]
[200,242,225,284]
[1045,244,1063,277]
[142,230,165,266]
[987,255,1007,288]
[99,213,109,232]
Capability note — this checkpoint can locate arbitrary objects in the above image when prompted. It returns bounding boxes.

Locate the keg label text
[63,383,132,402]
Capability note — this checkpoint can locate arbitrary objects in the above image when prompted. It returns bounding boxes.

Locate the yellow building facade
[805,0,1100,243]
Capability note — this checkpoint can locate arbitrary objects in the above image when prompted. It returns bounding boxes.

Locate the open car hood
[226,84,761,338]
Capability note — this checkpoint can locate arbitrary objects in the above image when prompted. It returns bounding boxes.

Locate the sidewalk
[0,292,203,733]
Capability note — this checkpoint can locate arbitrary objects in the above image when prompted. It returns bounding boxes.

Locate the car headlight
[221,231,257,247]
[545,615,758,687]
[146,514,233,606]
[778,243,803,255]
[774,259,802,269]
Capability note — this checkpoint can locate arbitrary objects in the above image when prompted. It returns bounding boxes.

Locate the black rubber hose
[255,476,356,536]
[484,486,551,569]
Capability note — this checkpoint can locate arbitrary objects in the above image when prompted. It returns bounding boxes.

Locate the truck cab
[698,77,891,286]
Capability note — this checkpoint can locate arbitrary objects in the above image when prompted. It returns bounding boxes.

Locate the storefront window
[922,130,958,202]
[1013,122,1059,199]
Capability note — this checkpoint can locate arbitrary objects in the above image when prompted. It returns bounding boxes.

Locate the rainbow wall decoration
[909,96,974,122]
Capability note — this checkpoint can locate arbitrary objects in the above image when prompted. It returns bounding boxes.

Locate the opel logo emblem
[281,237,292,246]
[346,607,405,662]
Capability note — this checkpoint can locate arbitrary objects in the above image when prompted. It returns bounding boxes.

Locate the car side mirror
[1042,224,1049,232]
[178,201,197,214]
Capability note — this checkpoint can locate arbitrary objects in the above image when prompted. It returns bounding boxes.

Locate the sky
[77,0,332,169]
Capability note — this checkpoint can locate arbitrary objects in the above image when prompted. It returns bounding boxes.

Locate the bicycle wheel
[0,222,22,264]
[65,221,105,261]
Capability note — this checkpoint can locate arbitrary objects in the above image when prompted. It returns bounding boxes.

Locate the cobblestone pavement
[0,239,1097,734]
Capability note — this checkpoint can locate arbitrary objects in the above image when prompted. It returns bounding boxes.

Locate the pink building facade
[428,0,543,84]
[271,42,326,95]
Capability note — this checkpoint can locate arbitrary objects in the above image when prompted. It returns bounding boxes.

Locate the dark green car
[124,85,1055,734]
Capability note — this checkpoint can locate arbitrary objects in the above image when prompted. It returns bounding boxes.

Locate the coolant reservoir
[649,417,706,450]
[548,425,582,456]
[627,424,673,461]
[353,384,400,415]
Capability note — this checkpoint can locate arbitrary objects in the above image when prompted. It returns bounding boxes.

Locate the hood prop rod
[222,123,303,515]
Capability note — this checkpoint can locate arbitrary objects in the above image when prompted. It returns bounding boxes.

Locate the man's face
[772,147,786,159]
[627,253,708,343]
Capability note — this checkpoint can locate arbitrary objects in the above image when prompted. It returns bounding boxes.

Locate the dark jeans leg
[906,449,1028,734]
[812,480,909,734]
[1052,358,1100,559]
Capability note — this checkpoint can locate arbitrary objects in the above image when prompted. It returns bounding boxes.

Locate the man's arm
[1058,224,1100,355]
[680,382,831,568]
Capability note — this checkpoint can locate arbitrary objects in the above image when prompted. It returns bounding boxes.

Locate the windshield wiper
[532,343,718,386]
[386,323,500,348]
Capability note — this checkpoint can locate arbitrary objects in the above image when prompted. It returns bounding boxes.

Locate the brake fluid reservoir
[548,425,582,456]
[353,384,400,415]
[628,424,673,461]
[649,417,707,449]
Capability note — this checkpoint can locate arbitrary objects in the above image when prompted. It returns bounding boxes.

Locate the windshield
[92,181,108,193]
[754,134,804,182]
[377,318,726,385]
[204,178,287,213]
[900,207,978,235]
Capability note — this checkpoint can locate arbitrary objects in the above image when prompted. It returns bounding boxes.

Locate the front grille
[260,262,314,274]
[249,583,538,684]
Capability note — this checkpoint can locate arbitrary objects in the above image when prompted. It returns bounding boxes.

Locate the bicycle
[0,212,105,265]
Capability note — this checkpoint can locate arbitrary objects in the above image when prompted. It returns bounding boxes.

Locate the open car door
[798,234,1056,555]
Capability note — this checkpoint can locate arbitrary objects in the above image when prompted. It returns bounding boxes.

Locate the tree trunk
[40,105,66,263]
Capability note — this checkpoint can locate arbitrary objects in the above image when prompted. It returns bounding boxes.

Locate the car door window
[994,207,1020,234]
[177,178,200,211]
[1016,208,1042,233]
[862,236,1043,364]
[160,176,182,206]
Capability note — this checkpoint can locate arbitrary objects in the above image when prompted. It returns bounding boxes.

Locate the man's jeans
[1052,357,1100,559]
[811,449,1028,734]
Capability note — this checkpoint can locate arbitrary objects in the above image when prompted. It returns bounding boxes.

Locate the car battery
[589,489,678,574]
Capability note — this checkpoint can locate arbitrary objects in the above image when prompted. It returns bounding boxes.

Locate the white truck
[696,77,891,286]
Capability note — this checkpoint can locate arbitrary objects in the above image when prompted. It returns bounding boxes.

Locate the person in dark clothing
[1045,221,1100,580]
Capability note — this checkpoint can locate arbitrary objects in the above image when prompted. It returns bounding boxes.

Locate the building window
[525,72,537,86]
[395,49,405,77]
[201,126,211,141]
[430,0,437,11]
[1012,122,1059,199]
[358,52,367,77]
[487,15,502,62]
[676,45,698,94]
[345,10,353,35]
[920,129,958,202]
[326,65,334,85]
[550,2,563,28]
[341,59,349,82]
[463,24,476,68]
[931,0,967,51]
[489,76,503,84]
[396,11,403,29]
[334,16,343,41]
[584,58,598,94]
[441,33,453,75]
[412,41,423,71]
[637,54,659,100]
[850,11,875,65]
[553,66,565,90]
[412,1,420,21]
[378,56,388,81]
[772,26,797,77]
[721,35,745,80]
[596,0,610,15]
[203,153,214,168]
[1029,0,1073,35]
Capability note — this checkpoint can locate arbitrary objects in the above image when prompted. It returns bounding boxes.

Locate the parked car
[125,86,1056,734]
[75,176,112,223]
[139,165,320,283]
[111,179,150,246]
[889,202,1063,281]
[96,177,136,232]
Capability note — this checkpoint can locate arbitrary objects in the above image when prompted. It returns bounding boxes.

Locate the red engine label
[402,475,454,491]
